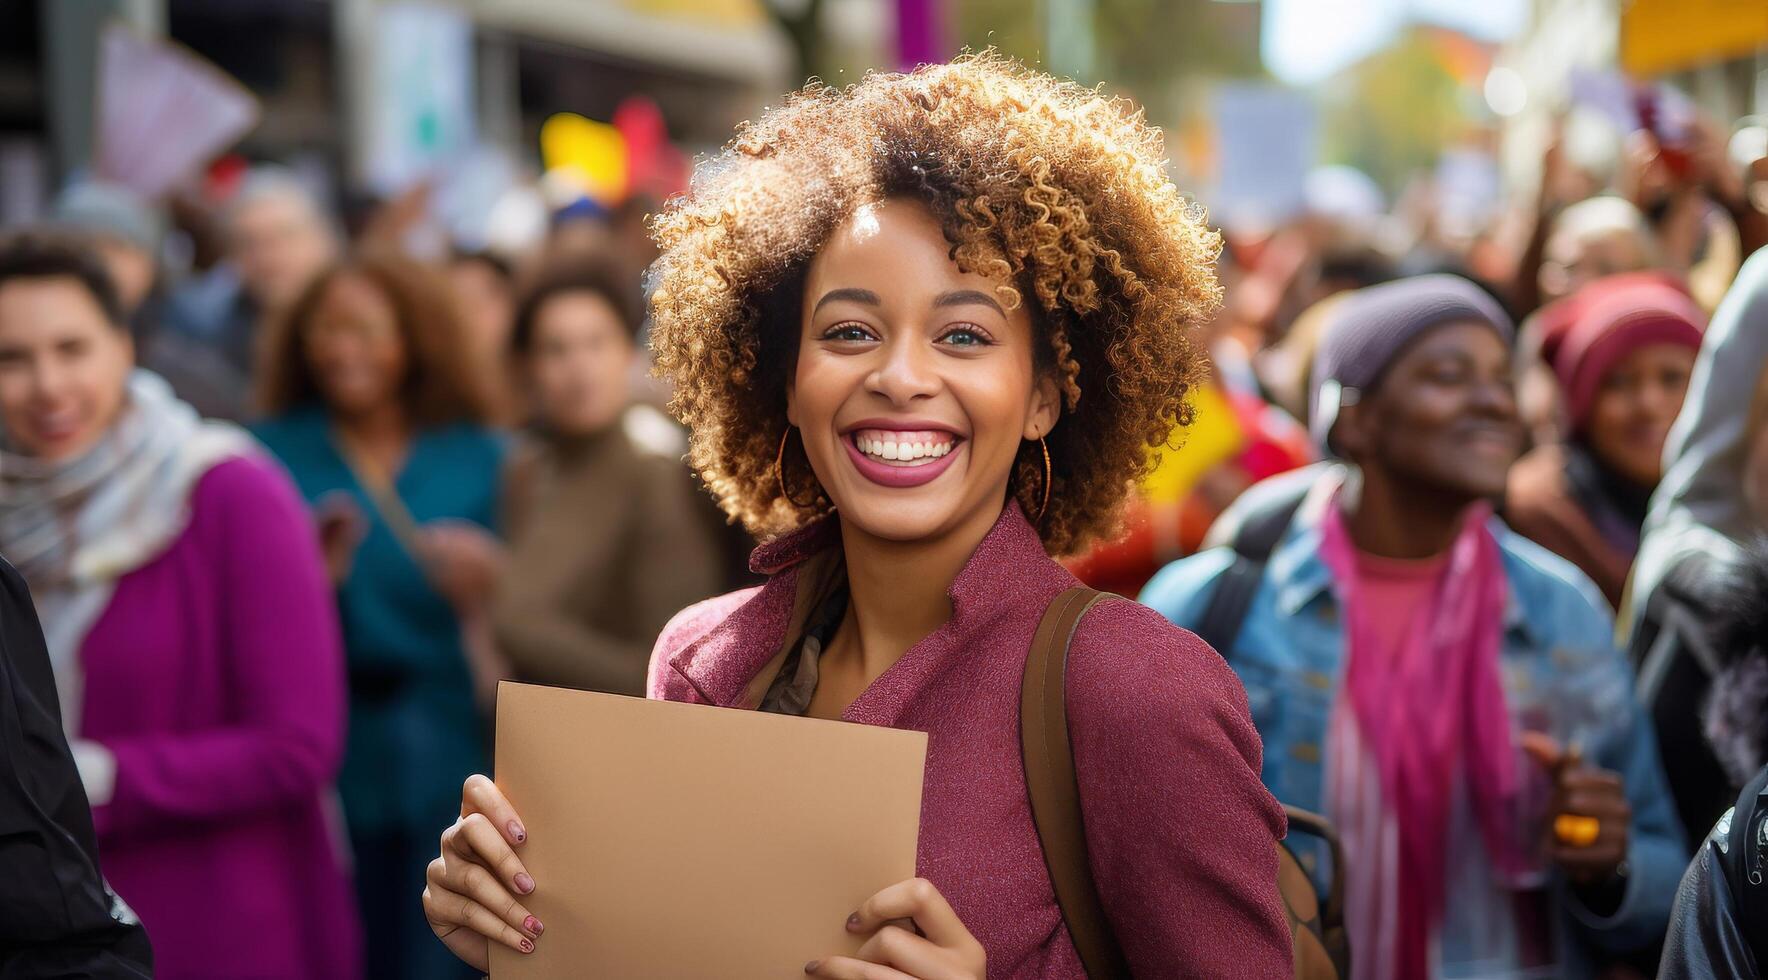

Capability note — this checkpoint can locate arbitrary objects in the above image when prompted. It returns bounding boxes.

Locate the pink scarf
[1318,500,1525,979]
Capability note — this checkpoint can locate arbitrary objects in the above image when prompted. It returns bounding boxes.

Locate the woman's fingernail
[520,938,534,954]
[514,872,535,894]
[845,912,862,931]
[524,915,543,936]
[803,961,820,974]
[508,820,526,843]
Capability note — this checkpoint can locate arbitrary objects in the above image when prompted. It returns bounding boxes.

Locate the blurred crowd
[1115,102,1768,979]
[1,58,1767,980]
[0,166,744,978]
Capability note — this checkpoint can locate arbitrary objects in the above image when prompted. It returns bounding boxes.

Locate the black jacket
[0,557,152,977]
[1660,765,1768,979]
[1653,539,1768,979]
[1629,550,1741,840]
[1631,538,1768,840]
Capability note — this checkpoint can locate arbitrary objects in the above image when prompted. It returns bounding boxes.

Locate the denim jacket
[1141,466,1687,975]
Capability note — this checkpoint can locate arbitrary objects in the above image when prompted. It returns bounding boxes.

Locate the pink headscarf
[1319,499,1527,978]
[1548,277,1705,434]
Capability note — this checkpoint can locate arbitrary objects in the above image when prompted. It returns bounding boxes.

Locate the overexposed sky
[1261,0,1532,85]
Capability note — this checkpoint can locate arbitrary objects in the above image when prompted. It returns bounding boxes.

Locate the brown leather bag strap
[1021,585,1130,979]
[1283,805,1350,976]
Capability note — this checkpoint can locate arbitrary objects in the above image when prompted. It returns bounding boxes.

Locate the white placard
[96,23,260,199]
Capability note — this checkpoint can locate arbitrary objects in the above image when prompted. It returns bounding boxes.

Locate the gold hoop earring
[1035,436,1052,526]
[775,427,821,509]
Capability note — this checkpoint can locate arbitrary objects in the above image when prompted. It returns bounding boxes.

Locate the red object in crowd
[613,96,689,201]
[204,153,250,203]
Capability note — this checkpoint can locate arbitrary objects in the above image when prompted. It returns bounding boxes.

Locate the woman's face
[526,290,635,436]
[301,273,408,418]
[788,198,1059,545]
[1584,342,1696,487]
[1339,322,1522,501]
[0,276,133,462]
[451,258,514,358]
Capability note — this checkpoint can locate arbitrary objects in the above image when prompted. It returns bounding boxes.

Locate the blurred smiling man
[162,167,338,419]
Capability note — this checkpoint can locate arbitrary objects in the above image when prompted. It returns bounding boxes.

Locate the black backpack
[1729,772,1768,972]
[1629,552,1747,842]
[1192,482,1309,657]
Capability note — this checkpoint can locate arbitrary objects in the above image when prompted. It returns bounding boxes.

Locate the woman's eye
[1427,368,1471,387]
[822,323,875,343]
[938,326,991,347]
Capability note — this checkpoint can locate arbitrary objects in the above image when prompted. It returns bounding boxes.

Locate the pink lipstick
[840,428,964,489]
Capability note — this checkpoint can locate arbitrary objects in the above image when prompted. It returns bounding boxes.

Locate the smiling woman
[1143,275,1691,979]
[254,251,505,980]
[1505,276,1704,607]
[648,55,1218,557]
[782,199,1062,560]
[424,53,1293,979]
[0,232,361,978]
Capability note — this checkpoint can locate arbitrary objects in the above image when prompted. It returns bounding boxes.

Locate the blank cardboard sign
[489,682,928,979]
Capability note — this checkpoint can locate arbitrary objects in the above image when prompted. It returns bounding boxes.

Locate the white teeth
[853,432,955,464]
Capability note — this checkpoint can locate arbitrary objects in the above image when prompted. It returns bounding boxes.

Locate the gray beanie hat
[51,181,163,255]
[1309,273,1514,449]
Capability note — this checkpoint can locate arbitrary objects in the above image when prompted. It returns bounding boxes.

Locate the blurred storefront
[0,0,803,227]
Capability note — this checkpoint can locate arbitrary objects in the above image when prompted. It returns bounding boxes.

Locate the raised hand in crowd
[1621,108,1768,266]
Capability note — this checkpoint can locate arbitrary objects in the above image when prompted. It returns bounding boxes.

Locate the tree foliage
[1318,28,1466,190]
[954,0,1264,126]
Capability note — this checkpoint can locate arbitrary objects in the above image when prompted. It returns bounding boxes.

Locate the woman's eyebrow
[1411,345,1472,365]
[811,287,881,314]
[932,289,1005,316]
[1414,349,1515,376]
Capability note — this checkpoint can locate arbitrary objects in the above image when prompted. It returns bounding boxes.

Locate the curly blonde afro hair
[648,52,1220,556]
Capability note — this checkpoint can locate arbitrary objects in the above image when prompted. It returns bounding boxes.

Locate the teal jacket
[252,406,504,839]
[1141,465,1687,976]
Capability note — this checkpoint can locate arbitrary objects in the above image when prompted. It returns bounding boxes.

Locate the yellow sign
[1621,0,1768,76]
[619,0,764,26]
[541,113,630,205]
[1142,383,1245,505]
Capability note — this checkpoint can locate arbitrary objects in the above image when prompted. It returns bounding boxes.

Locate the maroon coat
[648,503,1292,978]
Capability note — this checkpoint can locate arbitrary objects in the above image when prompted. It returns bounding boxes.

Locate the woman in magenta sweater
[0,233,359,978]
[424,55,1291,977]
